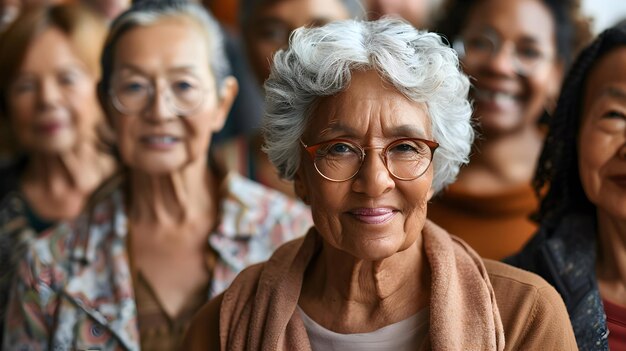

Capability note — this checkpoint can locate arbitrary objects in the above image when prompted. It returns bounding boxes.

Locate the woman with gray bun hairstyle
[184,18,576,350]
[2,0,311,350]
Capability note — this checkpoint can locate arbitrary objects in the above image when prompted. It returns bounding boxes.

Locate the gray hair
[262,18,474,193]
[98,0,230,99]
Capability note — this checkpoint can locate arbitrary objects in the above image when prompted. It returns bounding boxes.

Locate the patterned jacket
[2,172,312,350]
[505,214,609,350]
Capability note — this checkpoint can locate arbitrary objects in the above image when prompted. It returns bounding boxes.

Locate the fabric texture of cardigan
[2,172,312,351]
[184,220,577,350]
[506,214,609,350]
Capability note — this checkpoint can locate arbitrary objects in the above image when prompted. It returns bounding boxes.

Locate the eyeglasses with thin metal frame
[300,138,439,182]
[452,29,554,77]
[109,74,208,116]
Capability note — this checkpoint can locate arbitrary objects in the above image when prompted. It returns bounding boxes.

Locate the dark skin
[577,48,626,307]
[453,0,562,195]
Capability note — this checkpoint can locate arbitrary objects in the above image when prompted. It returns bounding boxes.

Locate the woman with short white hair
[185,18,577,350]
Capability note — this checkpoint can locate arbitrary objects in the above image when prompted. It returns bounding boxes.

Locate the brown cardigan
[184,220,577,350]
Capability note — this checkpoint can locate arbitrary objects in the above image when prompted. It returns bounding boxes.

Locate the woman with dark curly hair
[428,0,592,260]
[507,24,626,350]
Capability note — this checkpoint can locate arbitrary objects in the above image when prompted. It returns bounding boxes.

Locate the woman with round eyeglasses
[428,0,593,260]
[184,18,576,350]
[2,1,311,350]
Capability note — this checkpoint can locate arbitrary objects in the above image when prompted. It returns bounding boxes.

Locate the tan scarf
[219,220,505,350]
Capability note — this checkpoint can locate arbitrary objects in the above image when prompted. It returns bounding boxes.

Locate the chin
[348,237,409,262]
[35,138,77,154]
[130,158,186,175]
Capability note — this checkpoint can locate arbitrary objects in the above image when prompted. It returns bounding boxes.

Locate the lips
[349,207,397,224]
[140,135,182,149]
[608,175,626,187]
[472,87,521,110]
[36,121,66,135]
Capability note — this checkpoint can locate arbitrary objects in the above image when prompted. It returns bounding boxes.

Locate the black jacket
[506,214,608,350]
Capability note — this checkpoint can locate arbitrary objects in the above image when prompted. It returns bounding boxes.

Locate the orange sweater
[427,183,538,260]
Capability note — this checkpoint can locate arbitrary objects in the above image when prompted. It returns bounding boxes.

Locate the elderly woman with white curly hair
[184,18,577,350]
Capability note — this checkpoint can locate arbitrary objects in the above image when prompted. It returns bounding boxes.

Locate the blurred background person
[364,0,443,29]
[428,0,592,260]
[81,0,130,21]
[0,3,112,341]
[212,0,362,197]
[508,24,626,351]
[185,19,576,350]
[2,1,311,349]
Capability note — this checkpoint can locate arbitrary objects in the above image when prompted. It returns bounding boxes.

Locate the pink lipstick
[349,208,396,224]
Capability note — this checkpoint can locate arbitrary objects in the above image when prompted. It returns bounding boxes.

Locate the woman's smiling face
[578,48,626,221]
[295,70,435,261]
[459,0,562,136]
[108,18,235,174]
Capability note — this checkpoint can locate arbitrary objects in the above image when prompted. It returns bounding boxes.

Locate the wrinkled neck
[300,235,430,333]
[127,159,216,227]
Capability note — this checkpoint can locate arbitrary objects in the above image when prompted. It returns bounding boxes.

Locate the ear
[546,61,565,113]
[97,81,115,129]
[211,76,239,132]
[293,167,310,205]
[426,186,436,202]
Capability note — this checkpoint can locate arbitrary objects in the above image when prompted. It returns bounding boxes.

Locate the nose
[37,78,63,110]
[485,42,518,76]
[351,151,395,197]
[143,85,176,123]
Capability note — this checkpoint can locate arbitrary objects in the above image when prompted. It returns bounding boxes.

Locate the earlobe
[212,77,239,132]
[293,170,310,205]
[97,81,115,128]
[426,187,435,202]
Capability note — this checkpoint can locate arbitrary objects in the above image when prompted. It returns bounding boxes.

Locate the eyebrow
[602,86,626,102]
[116,63,200,75]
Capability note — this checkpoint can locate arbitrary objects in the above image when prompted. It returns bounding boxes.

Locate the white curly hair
[262,18,474,193]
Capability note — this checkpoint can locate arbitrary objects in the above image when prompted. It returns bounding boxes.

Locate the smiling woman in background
[508,24,626,351]
[185,18,576,350]
[429,0,592,260]
[2,1,311,350]
[0,4,113,342]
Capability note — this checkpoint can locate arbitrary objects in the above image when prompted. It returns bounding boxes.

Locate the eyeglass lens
[312,139,435,182]
[110,74,204,115]
[454,30,549,75]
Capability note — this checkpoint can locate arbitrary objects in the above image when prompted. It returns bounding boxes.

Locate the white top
[297,305,429,351]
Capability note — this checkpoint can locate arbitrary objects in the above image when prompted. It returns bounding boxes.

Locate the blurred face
[460,0,561,136]
[108,18,234,174]
[8,27,100,155]
[83,0,130,20]
[366,0,429,29]
[579,48,626,220]
[295,71,435,261]
[244,0,350,83]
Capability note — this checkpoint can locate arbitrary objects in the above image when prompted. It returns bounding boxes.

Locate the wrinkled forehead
[112,17,211,74]
[305,71,431,141]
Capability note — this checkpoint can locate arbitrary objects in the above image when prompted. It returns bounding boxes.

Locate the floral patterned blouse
[2,172,312,350]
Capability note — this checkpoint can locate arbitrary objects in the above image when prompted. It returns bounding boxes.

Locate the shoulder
[484,260,577,350]
[224,172,309,214]
[219,173,312,239]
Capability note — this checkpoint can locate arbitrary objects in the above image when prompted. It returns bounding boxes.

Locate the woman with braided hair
[507,24,626,350]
